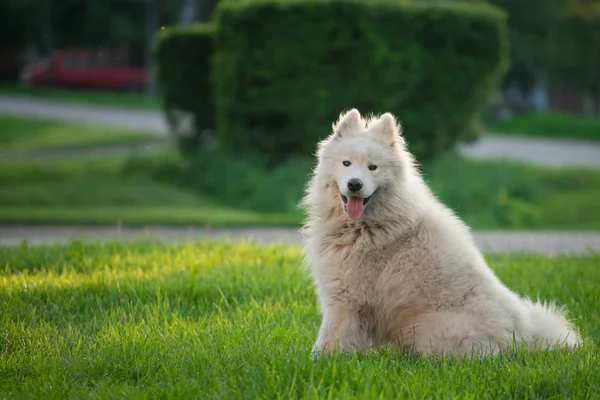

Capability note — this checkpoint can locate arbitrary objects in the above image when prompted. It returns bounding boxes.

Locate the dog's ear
[332,109,363,138]
[369,112,404,146]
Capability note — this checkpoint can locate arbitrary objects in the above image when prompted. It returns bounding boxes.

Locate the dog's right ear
[332,109,363,138]
[368,112,404,147]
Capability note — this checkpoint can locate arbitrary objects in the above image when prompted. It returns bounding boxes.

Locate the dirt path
[1,226,600,255]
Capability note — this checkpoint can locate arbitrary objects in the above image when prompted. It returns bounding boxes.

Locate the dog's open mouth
[340,193,372,220]
[340,194,371,206]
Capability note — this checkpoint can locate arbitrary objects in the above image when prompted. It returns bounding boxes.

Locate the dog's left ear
[370,112,404,146]
[332,108,363,138]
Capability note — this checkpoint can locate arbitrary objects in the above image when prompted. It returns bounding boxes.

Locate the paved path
[1,226,599,255]
[0,94,168,134]
[458,135,600,169]
[2,95,600,168]
[2,95,600,256]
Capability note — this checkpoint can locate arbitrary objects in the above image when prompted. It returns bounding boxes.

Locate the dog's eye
[368,165,378,171]
[342,161,351,167]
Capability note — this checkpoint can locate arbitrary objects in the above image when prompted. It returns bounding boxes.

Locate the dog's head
[313,109,410,221]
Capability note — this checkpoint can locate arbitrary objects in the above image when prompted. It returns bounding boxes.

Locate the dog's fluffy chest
[312,222,438,322]
[314,233,407,312]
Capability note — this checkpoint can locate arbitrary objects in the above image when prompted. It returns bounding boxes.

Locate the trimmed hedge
[213,0,508,164]
[154,23,214,152]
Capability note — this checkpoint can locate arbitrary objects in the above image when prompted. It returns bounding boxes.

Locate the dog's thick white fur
[301,109,581,357]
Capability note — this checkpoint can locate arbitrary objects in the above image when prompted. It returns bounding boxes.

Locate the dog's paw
[310,348,325,360]
[312,338,367,359]
[311,337,340,358]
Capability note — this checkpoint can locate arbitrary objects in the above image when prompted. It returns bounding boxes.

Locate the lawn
[1,152,600,229]
[0,241,598,398]
[0,116,162,152]
[0,157,302,227]
[488,112,600,141]
[0,83,161,111]
[424,155,600,230]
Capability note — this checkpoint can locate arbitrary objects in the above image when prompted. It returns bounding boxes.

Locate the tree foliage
[551,0,600,99]
[480,0,599,100]
[0,0,180,63]
[485,0,564,91]
[0,0,39,57]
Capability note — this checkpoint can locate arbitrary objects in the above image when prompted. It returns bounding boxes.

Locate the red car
[21,49,147,92]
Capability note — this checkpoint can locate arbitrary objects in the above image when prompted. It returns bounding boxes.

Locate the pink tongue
[346,196,364,220]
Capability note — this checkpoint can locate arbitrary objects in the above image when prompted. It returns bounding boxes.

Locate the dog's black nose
[347,178,363,193]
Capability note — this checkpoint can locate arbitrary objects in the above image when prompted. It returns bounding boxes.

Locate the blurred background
[0,0,599,235]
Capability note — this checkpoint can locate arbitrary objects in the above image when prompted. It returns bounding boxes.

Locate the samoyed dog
[301,109,581,357]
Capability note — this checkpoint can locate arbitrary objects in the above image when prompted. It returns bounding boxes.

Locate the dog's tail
[524,299,582,349]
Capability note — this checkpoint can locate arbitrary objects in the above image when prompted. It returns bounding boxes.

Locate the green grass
[1,152,600,229]
[122,151,600,230]
[488,112,600,141]
[424,156,600,230]
[0,207,300,227]
[0,116,161,152]
[0,83,161,110]
[0,241,598,398]
[0,156,303,227]
[529,168,600,230]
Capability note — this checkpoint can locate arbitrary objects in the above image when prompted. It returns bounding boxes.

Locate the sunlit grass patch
[1,241,598,398]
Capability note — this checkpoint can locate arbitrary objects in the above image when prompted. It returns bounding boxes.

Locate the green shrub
[424,155,542,229]
[123,150,311,214]
[122,150,542,229]
[213,0,509,164]
[154,23,214,154]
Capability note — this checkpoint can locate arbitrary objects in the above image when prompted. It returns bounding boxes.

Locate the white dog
[301,109,581,357]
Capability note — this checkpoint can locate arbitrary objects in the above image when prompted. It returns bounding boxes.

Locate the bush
[424,155,542,229]
[123,150,312,214]
[121,150,543,229]
[213,0,508,164]
[154,23,214,154]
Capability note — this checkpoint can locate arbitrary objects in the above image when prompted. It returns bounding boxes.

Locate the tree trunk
[596,52,600,117]
[145,0,162,97]
[40,0,54,58]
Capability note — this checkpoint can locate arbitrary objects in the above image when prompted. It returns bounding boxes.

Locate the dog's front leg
[312,306,366,355]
